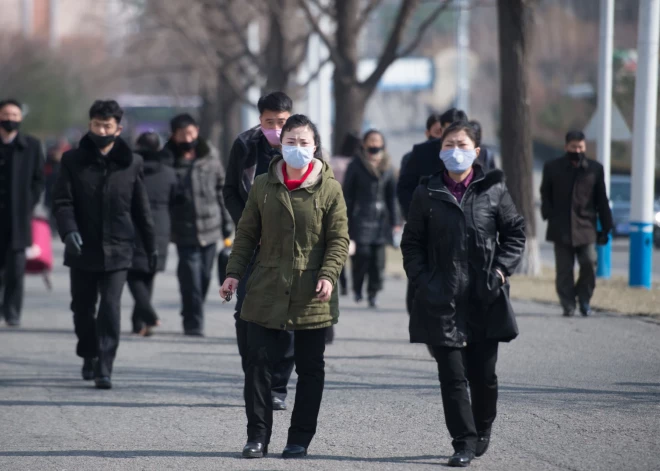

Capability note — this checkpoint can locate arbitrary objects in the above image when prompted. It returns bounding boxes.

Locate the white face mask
[439,148,477,173]
[282,145,315,169]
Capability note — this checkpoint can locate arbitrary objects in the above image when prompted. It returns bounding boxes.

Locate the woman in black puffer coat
[401,121,525,467]
[128,132,178,336]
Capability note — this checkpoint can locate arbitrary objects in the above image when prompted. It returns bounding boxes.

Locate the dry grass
[385,248,660,320]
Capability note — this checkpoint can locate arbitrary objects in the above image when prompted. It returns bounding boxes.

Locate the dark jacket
[167,139,233,247]
[130,149,178,273]
[401,167,526,347]
[343,154,398,246]
[223,126,280,225]
[53,135,156,272]
[3,133,44,249]
[540,155,613,247]
[396,138,443,221]
[478,147,497,172]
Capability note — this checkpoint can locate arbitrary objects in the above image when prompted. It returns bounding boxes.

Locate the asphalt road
[1,244,658,470]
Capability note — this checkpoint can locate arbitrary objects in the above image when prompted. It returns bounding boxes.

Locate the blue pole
[596,220,611,279]
[629,223,653,288]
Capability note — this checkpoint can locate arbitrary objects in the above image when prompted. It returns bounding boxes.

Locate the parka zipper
[264,193,268,205]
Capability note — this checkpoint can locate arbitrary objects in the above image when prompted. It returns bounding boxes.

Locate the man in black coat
[222,91,295,411]
[127,132,178,336]
[53,100,156,389]
[540,130,613,317]
[0,99,44,326]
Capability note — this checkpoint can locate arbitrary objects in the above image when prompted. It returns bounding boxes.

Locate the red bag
[25,218,53,274]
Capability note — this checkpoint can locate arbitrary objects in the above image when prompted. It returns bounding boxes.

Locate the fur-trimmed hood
[78,134,134,167]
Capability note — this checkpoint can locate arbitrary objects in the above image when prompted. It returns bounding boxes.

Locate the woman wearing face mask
[220,114,349,460]
[342,129,399,307]
[401,121,525,467]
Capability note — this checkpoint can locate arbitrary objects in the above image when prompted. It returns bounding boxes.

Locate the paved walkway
[1,245,658,470]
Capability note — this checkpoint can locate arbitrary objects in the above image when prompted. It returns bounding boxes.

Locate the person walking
[343,130,398,308]
[53,100,156,389]
[0,99,45,327]
[469,120,496,172]
[220,114,349,459]
[540,130,613,317]
[127,132,178,336]
[223,91,295,410]
[401,121,525,467]
[166,113,232,336]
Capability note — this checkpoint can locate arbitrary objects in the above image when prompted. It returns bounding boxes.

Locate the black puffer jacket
[401,167,526,347]
[130,149,178,273]
[53,135,156,272]
[343,154,398,246]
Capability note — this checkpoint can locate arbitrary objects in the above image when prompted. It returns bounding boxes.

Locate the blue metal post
[629,223,653,288]
[596,220,612,279]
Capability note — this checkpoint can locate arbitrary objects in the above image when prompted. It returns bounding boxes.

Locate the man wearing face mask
[0,99,45,327]
[165,113,232,337]
[223,92,295,411]
[53,100,156,389]
[540,130,613,317]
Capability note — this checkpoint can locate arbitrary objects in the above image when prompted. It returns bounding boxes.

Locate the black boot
[81,358,97,381]
[242,442,267,458]
[95,377,112,389]
[476,434,491,457]
[448,450,475,467]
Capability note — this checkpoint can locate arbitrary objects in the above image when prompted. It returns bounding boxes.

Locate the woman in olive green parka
[221,114,349,459]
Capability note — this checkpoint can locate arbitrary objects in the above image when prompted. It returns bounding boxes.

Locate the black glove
[148,250,159,272]
[64,232,83,257]
[597,231,609,246]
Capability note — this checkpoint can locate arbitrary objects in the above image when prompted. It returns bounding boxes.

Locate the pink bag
[25,218,53,274]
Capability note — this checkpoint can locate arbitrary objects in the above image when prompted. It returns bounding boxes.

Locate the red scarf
[282,163,314,191]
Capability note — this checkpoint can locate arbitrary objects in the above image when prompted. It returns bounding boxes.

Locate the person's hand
[349,240,356,256]
[220,277,239,300]
[148,250,159,272]
[64,232,83,257]
[597,231,609,246]
[316,279,333,302]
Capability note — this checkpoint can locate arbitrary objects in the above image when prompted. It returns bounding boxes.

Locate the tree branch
[356,0,383,31]
[297,57,332,88]
[397,0,452,58]
[296,0,343,66]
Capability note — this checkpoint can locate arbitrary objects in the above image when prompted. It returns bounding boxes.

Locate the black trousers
[0,241,26,324]
[554,243,596,312]
[431,341,499,453]
[70,268,128,378]
[245,322,327,448]
[127,271,158,332]
[351,243,386,297]
[176,243,216,333]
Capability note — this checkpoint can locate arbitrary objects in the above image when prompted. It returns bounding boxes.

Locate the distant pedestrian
[166,114,232,336]
[540,130,613,317]
[127,132,178,337]
[401,121,525,467]
[0,98,45,327]
[53,100,156,389]
[343,129,398,308]
[44,137,70,230]
[399,112,445,177]
[223,91,295,410]
[220,114,349,459]
[469,120,496,172]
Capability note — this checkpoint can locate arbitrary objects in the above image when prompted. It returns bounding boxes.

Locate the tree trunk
[217,69,242,166]
[332,78,368,154]
[497,0,540,275]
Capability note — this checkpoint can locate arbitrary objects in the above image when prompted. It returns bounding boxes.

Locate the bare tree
[497,0,540,275]
[299,0,451,153]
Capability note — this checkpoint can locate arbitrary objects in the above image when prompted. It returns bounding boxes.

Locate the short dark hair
[136,132,161,152]
[441,121,478,146]
[339,132,362,157]
[0,98,23,112]
[280,114,322,159]
[362,129,386,147]
[565,130,586,144]
[440,107,468,126]
[89,100,123,124]
[469,120,482,147]
[170,113,198,133]
[257,91,293,115]
[426,113,443,131]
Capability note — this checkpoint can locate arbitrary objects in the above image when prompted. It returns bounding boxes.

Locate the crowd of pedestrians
[0,92,614,467]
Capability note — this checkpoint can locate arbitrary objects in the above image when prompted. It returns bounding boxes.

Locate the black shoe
[242,442,267,458]
[94,377,112,389]
[354,293,363,303]
[475,435,490,457]
[368,296,378,308]
[184,329,204,337]
[448,450,475,467]
[272,397,287,411]
[82,358,97,381]
[562,309,575,317]
[579,303,592,317]
[5,318,20,327]
[282,444,307,459]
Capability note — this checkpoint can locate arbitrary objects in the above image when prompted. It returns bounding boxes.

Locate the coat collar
[13,132,28,150]
[79,134,134,167]
[563,153,589,169]
[165,138,214,164]
[426,164,504,193]
[269,157,325,191]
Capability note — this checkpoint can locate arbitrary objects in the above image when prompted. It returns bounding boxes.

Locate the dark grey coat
[167,139,232,247]
[4,133,44,249]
